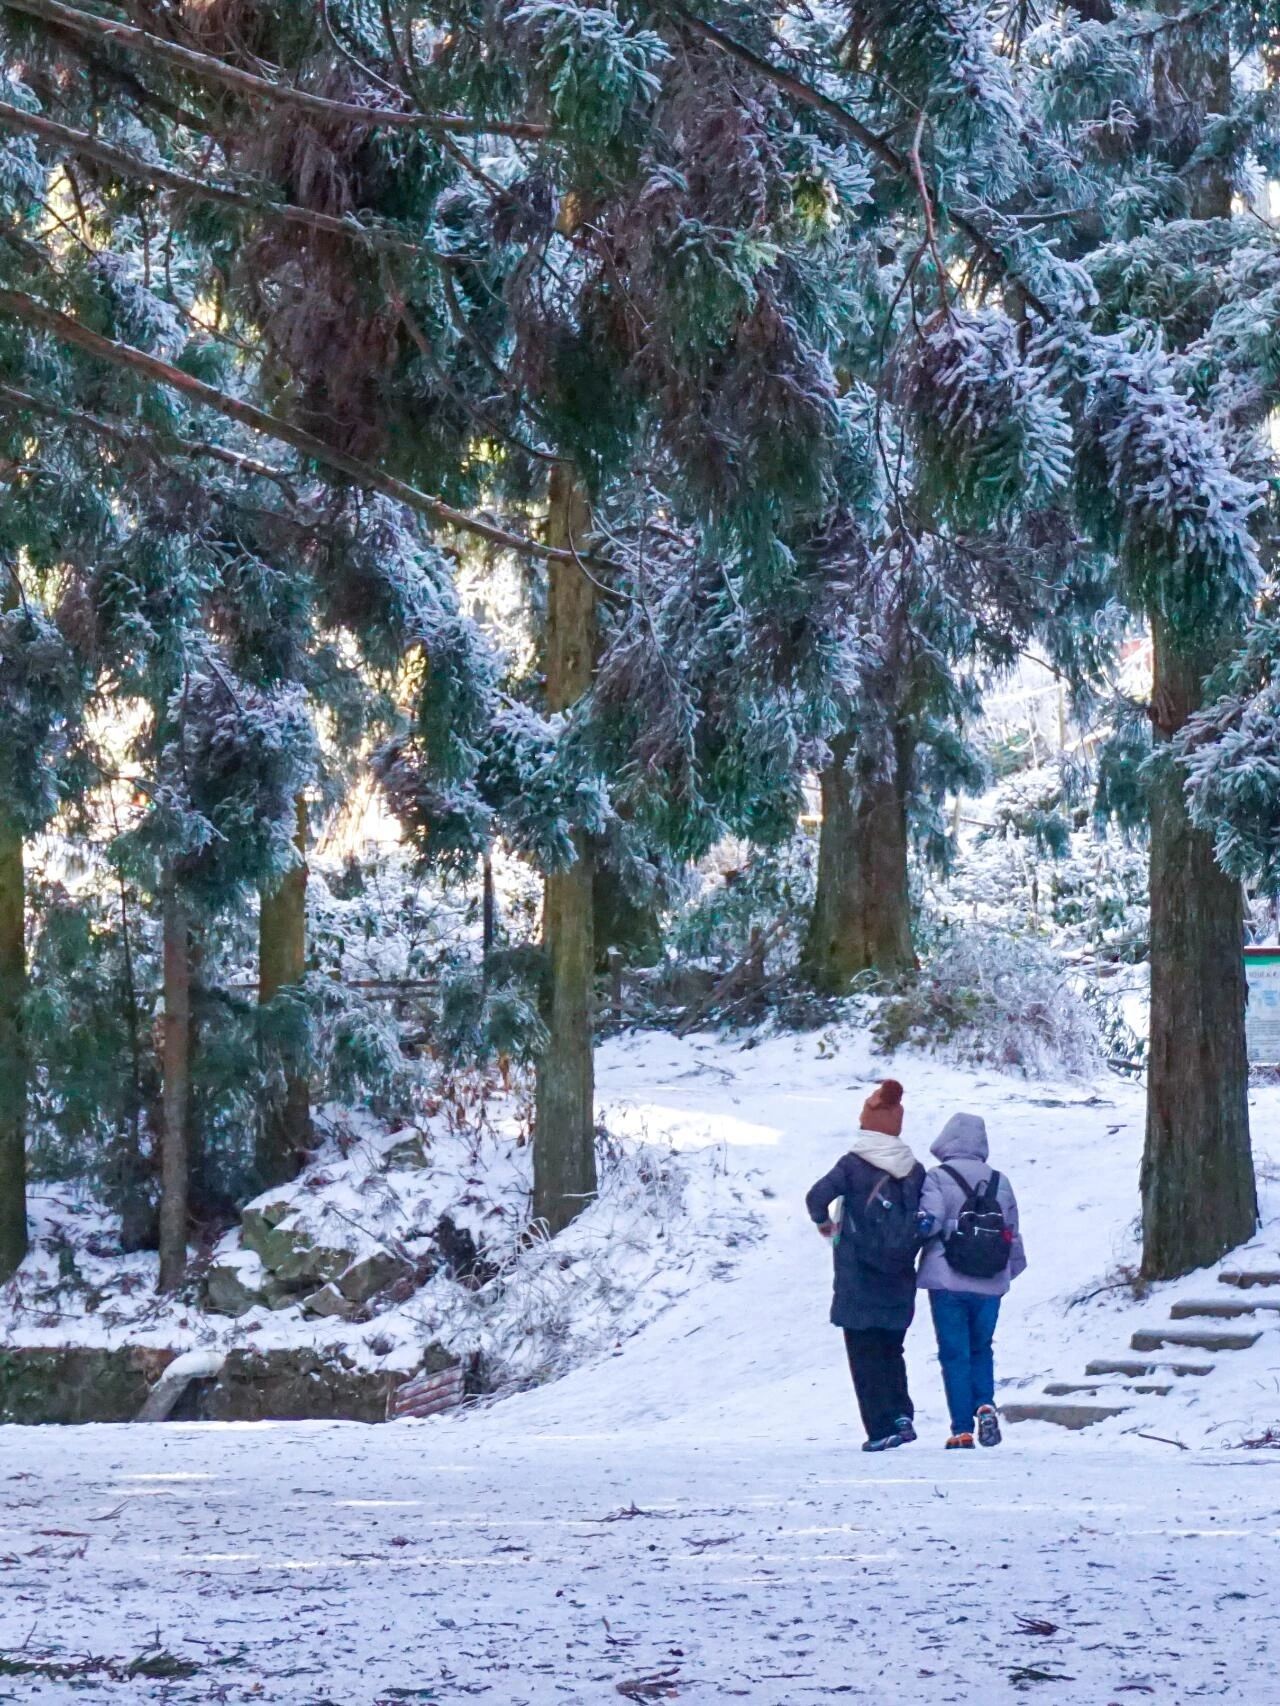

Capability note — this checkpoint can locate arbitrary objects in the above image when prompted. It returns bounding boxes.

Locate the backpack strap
[939,1162,986,1209]
[862,1171,891,1210]
[982,1169,1002,1207]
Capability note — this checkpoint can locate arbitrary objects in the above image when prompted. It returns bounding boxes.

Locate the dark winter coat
[806,1152,926,1333]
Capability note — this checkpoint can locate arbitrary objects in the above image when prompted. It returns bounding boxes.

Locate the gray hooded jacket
[917,1113,1026,1296]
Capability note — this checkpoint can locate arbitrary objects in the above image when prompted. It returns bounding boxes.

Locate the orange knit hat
[860,1079,905,1137]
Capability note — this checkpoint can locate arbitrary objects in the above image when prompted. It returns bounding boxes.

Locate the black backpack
[846,1172,923,1273]
[939,1165,1012,1279]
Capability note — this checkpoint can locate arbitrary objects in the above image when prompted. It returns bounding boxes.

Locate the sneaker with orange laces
[945,1432,975,1449]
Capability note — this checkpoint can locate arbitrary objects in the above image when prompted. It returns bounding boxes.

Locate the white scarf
[846,1129,918,1180]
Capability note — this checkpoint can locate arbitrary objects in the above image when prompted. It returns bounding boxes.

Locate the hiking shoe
[976,1405,1001,1448]
[945,1432,976,1450]
[894,1416,917,1444]
[862,1432,906,1453]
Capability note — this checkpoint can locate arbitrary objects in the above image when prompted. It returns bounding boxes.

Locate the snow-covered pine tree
[115,0,886,1227]
[0,455,94,1281]
[0,0,521,1262]
[800,368,1115,992]
[13,0,1270,1280]
[734,0,1270,1274]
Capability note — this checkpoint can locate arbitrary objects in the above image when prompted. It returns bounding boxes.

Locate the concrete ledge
[1003,1401,1130,1430]
[1085,1359,1213,1377]
[1170,1298,1280,1320]
[1219,1269,1280,1289]
[1130,1327,1260,1353]
[1044,1381,1171,1397]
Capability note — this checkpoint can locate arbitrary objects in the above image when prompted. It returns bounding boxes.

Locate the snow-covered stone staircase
[1002,1263,1280,1431]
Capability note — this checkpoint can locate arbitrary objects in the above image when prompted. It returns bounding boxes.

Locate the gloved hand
[916,1211,937,1237]
[817,1221,836,1239]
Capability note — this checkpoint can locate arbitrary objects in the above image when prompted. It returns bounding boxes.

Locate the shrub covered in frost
[667,836,817,969]
[873,926,1104,1079]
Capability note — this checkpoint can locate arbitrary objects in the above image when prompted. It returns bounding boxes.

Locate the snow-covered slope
[7,1021,1279,1445]
[501,1024,1280,1452]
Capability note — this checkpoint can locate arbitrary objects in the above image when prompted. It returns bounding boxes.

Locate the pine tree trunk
[256,797,310,1190]
[533,468,597,1235]
[157,874,191,1293]
[803,727,915,992]
[0,818,26,1283]
[482,854,496,962]
[1140,619,1256,1278]
[112,859,154,1252]
[1140,13,1255,1279]
[184,929,209,1218]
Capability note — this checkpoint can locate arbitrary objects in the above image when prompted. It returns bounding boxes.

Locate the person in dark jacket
[805,1081,926,1452]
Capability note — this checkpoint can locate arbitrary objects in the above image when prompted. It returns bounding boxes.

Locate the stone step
[1086,1358,1213,1378]
[1003,1401,1130,1430]
[1170,1297,1280,1320]
[1131,1327,1261,1354]
[1044,1381,1171,1398]
[1219,1268,1280,1289]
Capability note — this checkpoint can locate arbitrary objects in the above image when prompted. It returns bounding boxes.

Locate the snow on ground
[2,1428,1276,1703]
[3,1025,1280,1702]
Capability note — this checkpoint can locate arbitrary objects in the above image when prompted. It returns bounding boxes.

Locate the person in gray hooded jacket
[918,1113,1026,1449]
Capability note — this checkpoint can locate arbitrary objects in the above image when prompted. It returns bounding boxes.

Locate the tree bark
[1140,13,1255,1279]
[256,797,310,1190]
[112,856,154,1252]
[803,726,916,992]
[0,817,26,1283]
[533,468,598,1236]
[1140,619,1256,1279]
[157,874,191,1293]
[482,854,496,962]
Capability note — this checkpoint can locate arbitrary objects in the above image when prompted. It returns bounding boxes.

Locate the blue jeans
[929,1291,1001,1435]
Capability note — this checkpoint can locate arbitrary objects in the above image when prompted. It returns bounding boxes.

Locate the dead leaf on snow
[616,1668,681,1700]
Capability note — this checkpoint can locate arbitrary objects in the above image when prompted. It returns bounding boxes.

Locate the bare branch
[0,287,596,564]
[1,0,549,139]
[0,378,298,491]
[0,97,433,256]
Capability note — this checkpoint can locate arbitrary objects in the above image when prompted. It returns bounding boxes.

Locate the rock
[301,1283,358,1320]
[205,1254,267,1317]
[433,1214,497,1287]
[0,1347,176,1424]
[381,1132,428,1171]
[240,1201,297,1269]
[271,1238,351,1291]
[338,1249,413,1305]
[199,1348,407,1424]
[260,1276,303,1311]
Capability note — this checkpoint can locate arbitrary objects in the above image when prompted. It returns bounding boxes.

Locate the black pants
[843,1327,913,1443]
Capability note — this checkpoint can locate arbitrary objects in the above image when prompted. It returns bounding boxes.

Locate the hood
[847,1128,918,1181]
[931,1113,989,1163]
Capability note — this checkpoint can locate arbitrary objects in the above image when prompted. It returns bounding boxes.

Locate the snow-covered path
[3,1029,1279,1702]
[1,1424,1277,1702]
